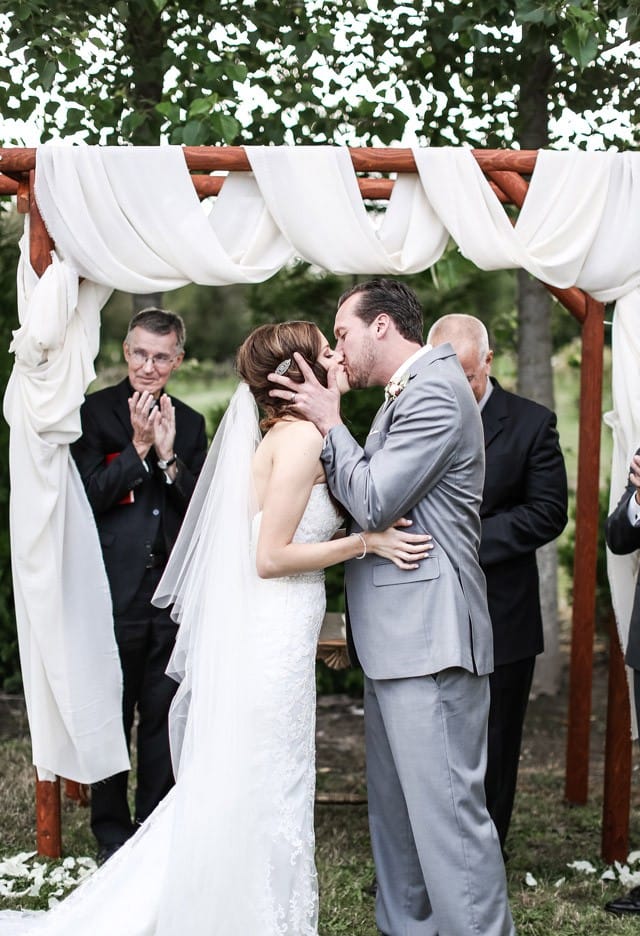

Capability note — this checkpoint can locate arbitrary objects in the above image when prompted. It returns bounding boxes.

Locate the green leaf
[155,101,181,124]
[6,34,28,55]
[182,119,209,146]
[58,51,84,71]
[188,96,216,118]
[225,62,248,82]
[562,27,600,68]
[39,59,57,92]
[209,112,240,143]
[516,7,547,24]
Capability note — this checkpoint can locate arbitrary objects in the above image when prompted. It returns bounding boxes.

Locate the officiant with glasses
[71,308,207,865]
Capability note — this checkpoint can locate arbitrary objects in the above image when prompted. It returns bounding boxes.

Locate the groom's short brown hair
[337,279,424,345]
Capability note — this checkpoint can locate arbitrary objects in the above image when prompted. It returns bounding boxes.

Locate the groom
[269,279,514,935]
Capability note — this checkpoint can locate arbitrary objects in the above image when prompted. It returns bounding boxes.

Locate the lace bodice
[252,483,343,583]
[291,483,343,544]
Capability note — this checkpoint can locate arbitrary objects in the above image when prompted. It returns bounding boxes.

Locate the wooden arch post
[0,146,616,859]
[564,297,606,801]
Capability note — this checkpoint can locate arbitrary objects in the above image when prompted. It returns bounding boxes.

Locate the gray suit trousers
[364,670,515,936]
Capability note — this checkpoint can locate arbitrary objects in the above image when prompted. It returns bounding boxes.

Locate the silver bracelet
[353,532,367,559]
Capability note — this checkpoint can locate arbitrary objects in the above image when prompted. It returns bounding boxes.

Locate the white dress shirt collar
[477,377,494,412]
[386,343,432,389]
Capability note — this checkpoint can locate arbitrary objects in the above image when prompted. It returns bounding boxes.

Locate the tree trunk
[133,293,164,314]
[125,0,167,314]
[517,47,561,696]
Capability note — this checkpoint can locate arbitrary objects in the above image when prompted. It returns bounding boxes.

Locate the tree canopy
[0,1,637,149]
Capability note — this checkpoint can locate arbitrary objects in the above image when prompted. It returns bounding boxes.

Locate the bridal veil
[153,381,275,934]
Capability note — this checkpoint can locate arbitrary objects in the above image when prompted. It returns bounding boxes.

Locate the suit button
[152,508,160,516]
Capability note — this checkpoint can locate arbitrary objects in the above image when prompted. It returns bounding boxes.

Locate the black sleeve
[163,413,208,509]
[70,401,149,514]
[480,411,568,566]
[606,469,640,555]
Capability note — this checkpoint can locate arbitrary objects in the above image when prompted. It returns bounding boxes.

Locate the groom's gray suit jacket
[322,343,493,680]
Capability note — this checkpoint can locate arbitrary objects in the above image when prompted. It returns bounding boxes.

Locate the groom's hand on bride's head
[268,352,342,437]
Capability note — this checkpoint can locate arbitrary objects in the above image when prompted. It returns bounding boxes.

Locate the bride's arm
[256,422,432,578]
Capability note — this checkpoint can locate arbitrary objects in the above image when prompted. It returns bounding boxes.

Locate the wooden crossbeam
[0,146,535,205]
[0,146,538,174]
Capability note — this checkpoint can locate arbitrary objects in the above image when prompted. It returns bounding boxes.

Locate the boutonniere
[384,372,410,402]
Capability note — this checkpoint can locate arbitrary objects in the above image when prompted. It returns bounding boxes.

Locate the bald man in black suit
[429,314,568,851]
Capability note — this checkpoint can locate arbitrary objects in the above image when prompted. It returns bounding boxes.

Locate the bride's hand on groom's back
[364,518,433,569]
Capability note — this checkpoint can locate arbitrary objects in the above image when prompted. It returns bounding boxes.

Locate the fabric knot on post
[384,372,410,403]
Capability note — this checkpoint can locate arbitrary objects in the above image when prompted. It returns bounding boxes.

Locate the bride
[0,321,431,935]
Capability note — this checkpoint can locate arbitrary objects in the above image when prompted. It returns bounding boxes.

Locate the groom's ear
[374,313,391,339]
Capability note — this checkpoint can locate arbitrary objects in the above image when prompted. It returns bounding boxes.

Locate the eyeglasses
[128,348,177,369]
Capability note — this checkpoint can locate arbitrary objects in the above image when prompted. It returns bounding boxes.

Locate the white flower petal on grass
[525,872,538,887]
[554,877,565,888]
[0,853,37,877]
[617,866,640,888]
[628,851,640,865]
[601,868,617,880]
[567,860,596,874]
[0,853,97,904]
[614,860,627,874]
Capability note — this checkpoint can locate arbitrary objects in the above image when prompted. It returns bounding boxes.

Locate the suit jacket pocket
[372,558,439,586]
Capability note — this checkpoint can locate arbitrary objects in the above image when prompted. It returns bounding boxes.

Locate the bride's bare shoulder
[261,418,323,461]
[267,418,323,443]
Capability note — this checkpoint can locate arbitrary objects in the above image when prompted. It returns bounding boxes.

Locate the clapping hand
[129,390,160,459]
[129,391,176,463]
[153,394,177,463]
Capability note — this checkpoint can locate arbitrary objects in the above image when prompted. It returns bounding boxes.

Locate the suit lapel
[113,379,135,438]
[384,344,455,407]
[481,379,509,449]
[369,344,458,434]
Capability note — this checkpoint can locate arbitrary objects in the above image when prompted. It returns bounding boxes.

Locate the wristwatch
[157,454,177,469]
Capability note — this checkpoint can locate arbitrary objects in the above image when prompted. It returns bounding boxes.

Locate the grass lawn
[2,649,640,934]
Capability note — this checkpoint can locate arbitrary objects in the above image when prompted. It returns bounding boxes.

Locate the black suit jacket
[71,379,207,615]
[605,461,640,669]
[480,379,568,667]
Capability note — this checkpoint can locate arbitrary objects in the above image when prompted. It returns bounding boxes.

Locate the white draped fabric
[3,244,128,781]
[6,143,640,778]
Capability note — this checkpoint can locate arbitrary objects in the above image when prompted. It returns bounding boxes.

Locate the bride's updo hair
[236,321,329,429]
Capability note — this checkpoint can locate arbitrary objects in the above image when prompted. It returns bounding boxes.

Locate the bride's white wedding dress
[0,386,342,935]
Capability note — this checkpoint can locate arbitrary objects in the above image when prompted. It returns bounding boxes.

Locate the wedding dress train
[0,385,342,935]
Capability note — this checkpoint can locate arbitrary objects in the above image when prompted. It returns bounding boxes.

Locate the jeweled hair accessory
[275,358,292,376]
